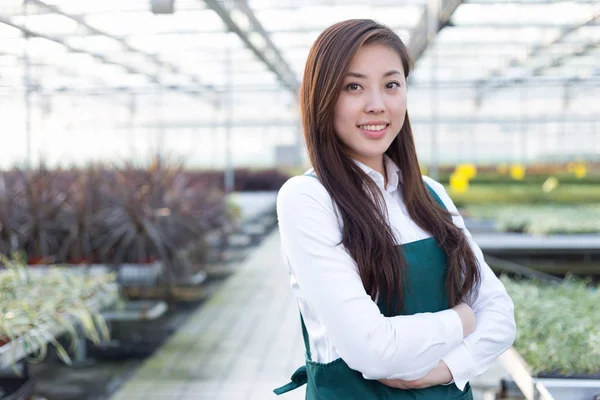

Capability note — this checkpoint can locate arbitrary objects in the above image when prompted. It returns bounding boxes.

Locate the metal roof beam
[408,0,462,62]
[202,0,299,94]
[474,12,600,104]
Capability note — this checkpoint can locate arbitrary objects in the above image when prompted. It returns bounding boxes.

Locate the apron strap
[273,311,311,395]
[273,365,308,395]
[300,312,312,360]
[423,181,449,213]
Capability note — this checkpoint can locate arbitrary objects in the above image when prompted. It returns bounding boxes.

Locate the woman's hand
[378,361,453,390]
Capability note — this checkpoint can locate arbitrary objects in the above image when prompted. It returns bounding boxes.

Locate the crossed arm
[379,303,475,390]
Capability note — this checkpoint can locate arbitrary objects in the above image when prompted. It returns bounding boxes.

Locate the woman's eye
[386,82,400,89]
[346,83,361,91]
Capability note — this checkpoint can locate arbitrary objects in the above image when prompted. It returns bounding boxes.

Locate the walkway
[111,231,305,400]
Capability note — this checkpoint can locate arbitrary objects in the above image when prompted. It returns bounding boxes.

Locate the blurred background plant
[0,253,119,372]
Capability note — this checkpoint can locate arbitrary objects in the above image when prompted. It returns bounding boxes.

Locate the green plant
[501,276,600,376]
[465,204,600,234]
[447,183,600,207]
[0,253,118,373]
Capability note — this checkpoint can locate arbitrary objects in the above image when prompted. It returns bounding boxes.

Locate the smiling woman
[274,19,516,400]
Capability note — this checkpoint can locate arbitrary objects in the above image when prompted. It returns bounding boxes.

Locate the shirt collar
[352,154,402,193]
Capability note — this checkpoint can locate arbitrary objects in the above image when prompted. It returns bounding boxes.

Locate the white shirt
[276,155,516,392]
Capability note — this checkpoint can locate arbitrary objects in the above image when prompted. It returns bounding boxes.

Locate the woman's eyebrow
[345,70,402,79]
[383,69,402,77]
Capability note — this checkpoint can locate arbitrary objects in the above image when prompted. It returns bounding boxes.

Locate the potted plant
[93,158,226,296]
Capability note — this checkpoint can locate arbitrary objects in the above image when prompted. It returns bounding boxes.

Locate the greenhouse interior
[0,0,599,399]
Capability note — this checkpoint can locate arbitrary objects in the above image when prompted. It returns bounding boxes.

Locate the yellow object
[455,164,477,180]
[510,164,525,180]
[450,173,469,193]
[542,176,559,193]
[567,162,576,173]
[574,163,587,179]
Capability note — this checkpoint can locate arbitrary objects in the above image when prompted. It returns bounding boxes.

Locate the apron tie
[273,365,308,395]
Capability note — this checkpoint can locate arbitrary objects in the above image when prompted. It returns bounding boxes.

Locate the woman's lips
[357,123,389,139]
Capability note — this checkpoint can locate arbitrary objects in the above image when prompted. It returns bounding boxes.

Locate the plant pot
[68,258,93,265]
[26,257,44,266]
[0,376,35,400]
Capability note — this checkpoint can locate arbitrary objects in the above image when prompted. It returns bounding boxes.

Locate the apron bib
[275,180,473,400]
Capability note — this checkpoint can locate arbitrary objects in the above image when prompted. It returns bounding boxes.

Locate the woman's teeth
[359,124,387,131]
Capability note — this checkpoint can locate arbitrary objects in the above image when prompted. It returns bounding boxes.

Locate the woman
[274,19,516,399]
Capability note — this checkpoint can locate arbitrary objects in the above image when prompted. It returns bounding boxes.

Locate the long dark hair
[300,19,480,313]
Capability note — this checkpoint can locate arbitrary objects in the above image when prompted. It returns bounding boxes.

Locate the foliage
[465,204,600,234]
[501,276,600,376]
[58,166,107,263]
[0,159,229,275]
[0,254,119,372]
[446,183,600,207]
[437,172,600,185]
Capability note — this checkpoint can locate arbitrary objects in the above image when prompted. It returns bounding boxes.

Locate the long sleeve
[277,176,465,380]
[423,176,517,391]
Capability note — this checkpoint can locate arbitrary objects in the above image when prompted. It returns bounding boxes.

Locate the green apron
[274,180,473,400]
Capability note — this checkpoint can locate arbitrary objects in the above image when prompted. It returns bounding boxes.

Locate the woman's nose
[364,90,385,114]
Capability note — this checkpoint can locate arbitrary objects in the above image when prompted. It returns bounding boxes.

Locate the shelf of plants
[0,159,233,300]
[0,257,120,371]
[499,276,600,400]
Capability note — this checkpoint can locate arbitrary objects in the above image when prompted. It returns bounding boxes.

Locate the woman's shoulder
[421,175,460,216]
[421,174,445,195]
[277,169,331,209]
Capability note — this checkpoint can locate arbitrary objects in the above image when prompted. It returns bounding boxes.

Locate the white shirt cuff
[442,342,475,391]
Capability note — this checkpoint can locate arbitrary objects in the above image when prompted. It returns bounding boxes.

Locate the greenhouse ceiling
[0,0,598,167]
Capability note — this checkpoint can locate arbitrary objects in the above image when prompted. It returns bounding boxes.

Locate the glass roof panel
[26,36,68,56]
[0,37,28,55]
[65,35,124,53]
[1,0,597,167]
[11,13,79,35]
[0,21,23,38]
[256,5,422,31]
[85,9,224,36]
[127,32,243,53]
[452,3,599,26]
[45,0,151,14]
[563,25,600,44]
[436,26,562,45]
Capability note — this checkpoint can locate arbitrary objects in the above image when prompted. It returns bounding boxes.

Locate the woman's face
[333,44,407,169]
